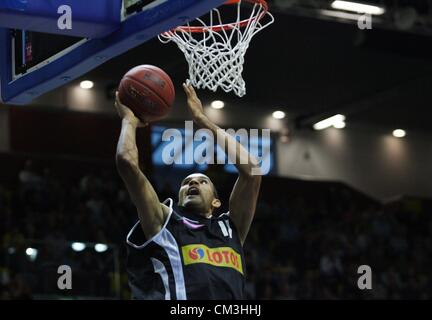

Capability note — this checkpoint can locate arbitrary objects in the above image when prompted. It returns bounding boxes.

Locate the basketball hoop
[158,0,274,97]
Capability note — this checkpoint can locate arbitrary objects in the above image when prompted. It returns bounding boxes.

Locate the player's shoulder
[215,211,230,220]
[213,212,237,231]
[127,198,175,249]
[214,212,241,234]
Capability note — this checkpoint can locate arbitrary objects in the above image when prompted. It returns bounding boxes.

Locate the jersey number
[218,220,232,238]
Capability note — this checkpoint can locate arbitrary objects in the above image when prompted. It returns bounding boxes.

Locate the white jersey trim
[150,257,171,300]
[219,211,230,218]
[126,198,174,249]
[126,198,187,300]
[154,228,187,300]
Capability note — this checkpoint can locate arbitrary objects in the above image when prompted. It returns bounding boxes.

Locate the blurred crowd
[244,195,431,299]
[1,159,431,299]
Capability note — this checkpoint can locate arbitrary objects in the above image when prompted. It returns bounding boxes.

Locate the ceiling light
[26,248,35,256]
[25,247,38,261]
[313,114,346,130]
[272,111,286,120]
[320,9,363,21]
[211,100,225,109]
[392,129,406,138]
[71,242,86,252]
[331,1,385,15]
[80,80,94,89]
[333,121,346,129]
[95,243,108,253]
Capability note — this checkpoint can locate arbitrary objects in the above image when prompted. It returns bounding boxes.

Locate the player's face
[178,173,218,215]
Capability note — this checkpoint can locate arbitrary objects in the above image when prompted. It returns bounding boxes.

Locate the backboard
[0,0,226,105]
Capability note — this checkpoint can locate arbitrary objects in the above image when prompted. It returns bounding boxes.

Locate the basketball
[118,65,175,122]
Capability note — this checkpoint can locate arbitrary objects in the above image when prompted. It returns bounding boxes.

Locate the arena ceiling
[44,0,432,134]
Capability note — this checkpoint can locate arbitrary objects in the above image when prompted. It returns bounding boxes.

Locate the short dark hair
[203,174,219,199]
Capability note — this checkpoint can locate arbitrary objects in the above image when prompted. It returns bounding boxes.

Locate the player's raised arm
[183,83,262,245]
[114,92,167,239]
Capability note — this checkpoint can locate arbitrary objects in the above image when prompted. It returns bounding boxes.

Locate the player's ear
[211,198,221,209]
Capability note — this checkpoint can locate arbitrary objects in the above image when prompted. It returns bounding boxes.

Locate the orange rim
[172,0,269,33]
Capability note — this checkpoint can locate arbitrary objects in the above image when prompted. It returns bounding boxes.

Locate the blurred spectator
[8,274,33,300]
[18,160,41,185]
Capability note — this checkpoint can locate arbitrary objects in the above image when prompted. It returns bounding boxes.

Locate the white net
[158,0,274,97]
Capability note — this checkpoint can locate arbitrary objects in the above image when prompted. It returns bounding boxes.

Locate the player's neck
[189,210,213,219]
[178,205,212,219]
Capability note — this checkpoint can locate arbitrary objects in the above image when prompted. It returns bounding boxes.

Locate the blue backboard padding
[0,0,226,105]
[0,0,122,38]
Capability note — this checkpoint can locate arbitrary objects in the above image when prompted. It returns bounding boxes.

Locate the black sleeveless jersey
[126,199,246,300]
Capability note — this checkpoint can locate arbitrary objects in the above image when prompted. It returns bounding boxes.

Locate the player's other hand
[183,83,208,127]
[115,92,148,128]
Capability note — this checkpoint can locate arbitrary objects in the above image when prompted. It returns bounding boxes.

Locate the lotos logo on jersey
[188,247,205,260]
[182,244,243,275]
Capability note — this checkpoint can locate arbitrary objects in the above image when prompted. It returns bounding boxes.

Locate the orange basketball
[118,65,175,122]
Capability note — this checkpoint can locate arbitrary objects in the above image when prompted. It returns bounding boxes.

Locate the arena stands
[1,153,430,299]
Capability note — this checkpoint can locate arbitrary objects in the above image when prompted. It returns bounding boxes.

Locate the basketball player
[114,83,262,300]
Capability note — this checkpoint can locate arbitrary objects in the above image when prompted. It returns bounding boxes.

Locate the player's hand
[115,92,148,128]
[183,83,209,126]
